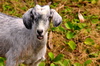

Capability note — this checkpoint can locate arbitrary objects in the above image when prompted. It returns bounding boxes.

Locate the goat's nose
[37,30,43,35]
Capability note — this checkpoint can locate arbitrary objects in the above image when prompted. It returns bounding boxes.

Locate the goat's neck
[30,29,48,51]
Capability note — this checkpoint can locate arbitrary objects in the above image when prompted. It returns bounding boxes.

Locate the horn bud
[48,2,52,5]
[34,0,38,5]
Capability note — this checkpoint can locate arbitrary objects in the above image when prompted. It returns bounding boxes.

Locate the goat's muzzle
[37,29,44,40]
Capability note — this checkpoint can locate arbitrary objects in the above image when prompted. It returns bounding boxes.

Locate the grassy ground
[0,0,100,66]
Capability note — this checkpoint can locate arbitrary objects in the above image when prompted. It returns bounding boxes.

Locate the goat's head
[23,3,62,40]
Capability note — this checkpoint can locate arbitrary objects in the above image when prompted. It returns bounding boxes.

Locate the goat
[0,3,62,66]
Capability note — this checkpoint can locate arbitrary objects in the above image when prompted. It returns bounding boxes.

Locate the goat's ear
[23,8,34,29]
[50,9,62,27]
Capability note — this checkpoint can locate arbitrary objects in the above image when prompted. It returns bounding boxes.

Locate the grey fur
[0,4,62,66]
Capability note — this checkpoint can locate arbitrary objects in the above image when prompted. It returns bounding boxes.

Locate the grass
[0,0,100,66]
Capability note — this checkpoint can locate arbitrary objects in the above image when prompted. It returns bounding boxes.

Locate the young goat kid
[0,3,62,66]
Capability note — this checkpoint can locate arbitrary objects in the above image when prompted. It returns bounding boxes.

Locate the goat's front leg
[30,56,45,66]
[6,58,18,66]
[6,49,19,66]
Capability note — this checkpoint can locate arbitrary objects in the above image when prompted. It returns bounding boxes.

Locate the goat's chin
[37,35,44,40]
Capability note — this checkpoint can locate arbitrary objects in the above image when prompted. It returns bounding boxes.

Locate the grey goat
[0,3,62,66]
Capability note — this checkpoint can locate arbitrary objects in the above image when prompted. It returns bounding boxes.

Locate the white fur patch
[35,5,50,15]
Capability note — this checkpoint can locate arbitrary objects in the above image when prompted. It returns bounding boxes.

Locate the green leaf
[86,28,91,33]
[78,0,83,2]
[91,19,99,24]
[84,38,95,45]
[20,64,25,66]
[48,52,54,61]
[56,61,64,66]
[73,23,80,30]
[63,59,71,66]
[0,57,6,63]
[39,62,45,66]
[78,23,86,29]
[74,63,82,66]
[84,60,92,66]
[58,26,66,32]
[0,63,4,66]
[50,63,55,66]
[89,52,100,58]
[91,0,97,4]
[21,7,27,11]
[66,31,74,39]
[51,26,66,32]
[96,24,100,30]
[0,57,5,66]
[67,40,76,50]
[53,54,64,62]
[65,22,73,29]
[51,27,57,31]
[0,57,6,61]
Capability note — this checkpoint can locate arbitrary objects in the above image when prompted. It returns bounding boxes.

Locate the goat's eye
[34,18,38,22]
[31,14,34,19]
[30,11,34,19]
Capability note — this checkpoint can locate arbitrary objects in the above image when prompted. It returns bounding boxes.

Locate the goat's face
[23,5,62,40]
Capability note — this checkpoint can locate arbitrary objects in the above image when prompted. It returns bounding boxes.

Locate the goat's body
[0,13,47,66]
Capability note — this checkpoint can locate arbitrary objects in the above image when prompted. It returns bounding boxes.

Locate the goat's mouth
[37,35,44,40]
